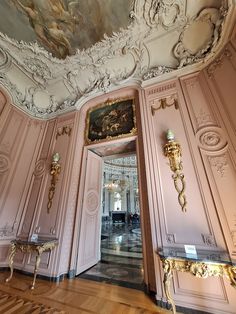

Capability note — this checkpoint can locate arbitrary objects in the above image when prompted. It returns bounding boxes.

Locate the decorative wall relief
[196,127,228,152]
[164,130,187,212]
[0,1,231,118]
[0,47,11,70]
[0,154,10,173]
[209,154,228,177]
[47,153,61,213]
[34,159,46,178]
[85,98,136,144]
[173,5,228,68]
[151,94,178,115]
[56,126,72,139]
[143,0,186,29]
[166,233,176,244]
[0,223,15,238]
[207,48,232,78]
[202,234,217,247]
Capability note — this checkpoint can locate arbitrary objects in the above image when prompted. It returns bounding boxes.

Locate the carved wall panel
[0,92,45,266]
[141,77,236,313]
[205,43,236,147]
[144,88,225,250]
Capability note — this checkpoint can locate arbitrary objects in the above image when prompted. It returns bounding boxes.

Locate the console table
[158,248,236,314]
[5,238,58,289]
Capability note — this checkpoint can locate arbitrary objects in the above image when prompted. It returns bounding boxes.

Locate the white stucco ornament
[0,0,232,118]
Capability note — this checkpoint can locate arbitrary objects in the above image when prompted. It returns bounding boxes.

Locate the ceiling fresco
[0,0,235,119]
[0,0,132,59]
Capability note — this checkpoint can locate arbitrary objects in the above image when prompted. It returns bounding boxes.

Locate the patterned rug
[0,290,66,314]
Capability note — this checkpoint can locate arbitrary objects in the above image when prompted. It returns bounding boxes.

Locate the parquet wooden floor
[0,272,173,314]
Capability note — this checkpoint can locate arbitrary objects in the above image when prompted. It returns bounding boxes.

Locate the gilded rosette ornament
[164,130,187,212]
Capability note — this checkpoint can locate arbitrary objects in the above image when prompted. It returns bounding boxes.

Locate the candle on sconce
[166,129,175,142]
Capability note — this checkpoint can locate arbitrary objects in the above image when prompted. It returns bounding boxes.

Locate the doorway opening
[79,141,144,290]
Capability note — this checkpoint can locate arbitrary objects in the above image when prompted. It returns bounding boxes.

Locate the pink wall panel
[142,72,236,312]
[0,90,6,115]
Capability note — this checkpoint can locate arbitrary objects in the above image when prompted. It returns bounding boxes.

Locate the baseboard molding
[156,299,213,314]
[0,267,73,283]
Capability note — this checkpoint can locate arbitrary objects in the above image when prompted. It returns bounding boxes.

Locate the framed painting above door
[85,98,137,145]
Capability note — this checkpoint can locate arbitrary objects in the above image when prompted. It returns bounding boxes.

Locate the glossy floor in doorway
[79,222,144,290]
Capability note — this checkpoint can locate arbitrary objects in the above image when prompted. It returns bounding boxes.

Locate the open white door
[76,149,103,274]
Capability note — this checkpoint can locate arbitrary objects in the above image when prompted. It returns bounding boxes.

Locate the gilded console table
[158,248,236,314]
[5,238,58,289]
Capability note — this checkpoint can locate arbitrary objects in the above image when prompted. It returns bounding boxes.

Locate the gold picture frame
[85,98,137,144]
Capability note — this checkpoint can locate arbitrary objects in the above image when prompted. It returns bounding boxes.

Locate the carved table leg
[31,249,43,290]
[226,265,236,288]
[163,259,176,314]
[5,243,17,283]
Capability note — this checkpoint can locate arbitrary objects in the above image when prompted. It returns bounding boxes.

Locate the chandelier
[104,180,119,192]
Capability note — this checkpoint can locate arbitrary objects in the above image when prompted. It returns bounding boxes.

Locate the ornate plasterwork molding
[0,1,231,118]
[143,0,187,30]
[151,94,178,115]
[202,234,217,247]
[0,222,15,238]
[196,126,228,152]
[56,126,72,139]
[0,153,10,173]
[173,5,228,69]
[0,47,11,70]
[209,154,228,177]
[207,47,232,78]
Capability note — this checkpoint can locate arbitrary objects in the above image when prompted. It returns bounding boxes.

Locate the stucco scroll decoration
[173,4,228,68]
[143,65,174,80]
[23,57,52,85]
[0,47,11,70]
[143,0,186,29]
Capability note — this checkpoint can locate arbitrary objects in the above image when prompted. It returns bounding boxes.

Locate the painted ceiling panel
[0,0,131,58]
[0,0,234,118]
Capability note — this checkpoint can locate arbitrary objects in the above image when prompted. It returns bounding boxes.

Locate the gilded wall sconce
[164,130,187,212]
[47,152,61,213]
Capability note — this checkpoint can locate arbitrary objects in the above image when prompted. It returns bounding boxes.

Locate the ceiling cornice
[0,0,235,119]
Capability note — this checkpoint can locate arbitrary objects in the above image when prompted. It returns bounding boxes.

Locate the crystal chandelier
[104,180,119,192]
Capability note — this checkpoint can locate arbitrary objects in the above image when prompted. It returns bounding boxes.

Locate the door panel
[76,150,103,274]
